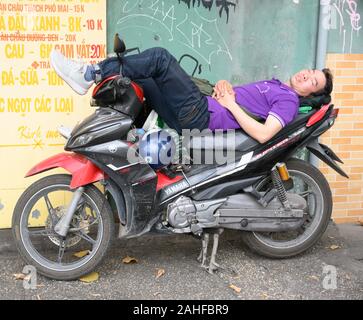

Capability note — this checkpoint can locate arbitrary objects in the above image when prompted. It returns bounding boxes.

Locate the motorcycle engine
[166,196,226,234]
[167,196,196,229]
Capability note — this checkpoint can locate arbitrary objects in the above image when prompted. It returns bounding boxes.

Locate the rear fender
[26,153,105,189]
[306,139,349,178]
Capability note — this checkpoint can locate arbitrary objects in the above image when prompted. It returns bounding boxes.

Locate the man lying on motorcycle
[50,47,333,143]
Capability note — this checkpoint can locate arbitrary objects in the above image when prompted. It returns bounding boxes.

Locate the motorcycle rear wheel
[242,159,333,258]
[12,174,114,280]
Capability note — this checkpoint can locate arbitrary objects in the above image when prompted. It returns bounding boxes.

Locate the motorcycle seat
[185,110,317,152]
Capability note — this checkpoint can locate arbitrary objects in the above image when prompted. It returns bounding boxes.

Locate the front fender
[26,152,104,189]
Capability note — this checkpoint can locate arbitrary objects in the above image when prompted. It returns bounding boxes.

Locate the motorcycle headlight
[66,134,94,149]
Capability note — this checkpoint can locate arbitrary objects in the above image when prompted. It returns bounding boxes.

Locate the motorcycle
[12,36,348,280]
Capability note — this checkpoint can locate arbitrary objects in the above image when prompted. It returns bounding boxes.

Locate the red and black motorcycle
[12,37,348,280]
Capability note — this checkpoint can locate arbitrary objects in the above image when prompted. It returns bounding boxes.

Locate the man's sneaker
[50,50,94,95]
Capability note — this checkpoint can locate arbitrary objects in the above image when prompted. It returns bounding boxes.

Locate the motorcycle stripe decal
[251,127,306,162]
[238,151,254,168]
[215,151,253,176]
[160,152,254,204]
[107,162,140,171]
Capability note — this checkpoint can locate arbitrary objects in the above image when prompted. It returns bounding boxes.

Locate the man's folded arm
[226,102,283,144]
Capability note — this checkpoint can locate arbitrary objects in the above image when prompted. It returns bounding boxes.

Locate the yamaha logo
[108,145,117,153]
[164,180,189,196]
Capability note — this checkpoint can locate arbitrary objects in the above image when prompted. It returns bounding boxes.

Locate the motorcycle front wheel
[12,174,114,280]
[242,158,333,258]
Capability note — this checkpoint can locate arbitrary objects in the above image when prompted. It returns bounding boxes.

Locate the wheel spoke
[298,190,313,198]
[76,201,86,215]
[57,240,66,263]
[28,228,54,237]
[74,231,96,245]
[44,195,57,224]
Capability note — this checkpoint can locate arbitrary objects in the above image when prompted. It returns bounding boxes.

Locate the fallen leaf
[329,245,341,250]
[229,284,241,293]
[73,250,90,258]
[122,256,138,264]
[261,292,269,299]
[155,268,165,279]
[13,273,30,281]
[79,272,99,283]
[309,275,319,281]
[13,273,25,280]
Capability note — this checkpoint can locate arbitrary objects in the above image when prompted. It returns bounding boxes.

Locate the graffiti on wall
[332,0,361,53]
[117,0,233,68]
[177,0,238,23]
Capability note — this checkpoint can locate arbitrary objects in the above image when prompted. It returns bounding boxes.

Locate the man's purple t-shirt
[207,78,299,130]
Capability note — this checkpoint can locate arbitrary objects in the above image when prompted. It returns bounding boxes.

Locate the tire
[242,159,333,258]
[12,174,114,280]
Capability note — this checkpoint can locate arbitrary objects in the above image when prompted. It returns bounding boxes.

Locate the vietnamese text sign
[0,0,107,228]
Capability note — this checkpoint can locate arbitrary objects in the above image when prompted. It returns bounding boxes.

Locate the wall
[106,0,319,84]
[327,0,363,54]
[0,1,361,228]
[0,1,107,228]
[322,0,363,223]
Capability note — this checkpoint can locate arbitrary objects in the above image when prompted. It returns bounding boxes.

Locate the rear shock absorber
[271,163,291,210]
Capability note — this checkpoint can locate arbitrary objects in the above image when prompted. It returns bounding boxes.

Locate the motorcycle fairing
[75,139,159,237]
[65,108,133,150]
[91,158,158,238]
[77,140,156,185]
[25,153,104,189]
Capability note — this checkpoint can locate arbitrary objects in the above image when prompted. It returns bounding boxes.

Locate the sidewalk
[0,222,362,300]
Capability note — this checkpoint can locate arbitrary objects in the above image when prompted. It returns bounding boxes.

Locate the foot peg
[197,228,224,274]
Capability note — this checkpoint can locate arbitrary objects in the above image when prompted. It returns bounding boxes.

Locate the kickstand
[197,228,224,274]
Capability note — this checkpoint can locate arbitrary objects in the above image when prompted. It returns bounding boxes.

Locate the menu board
[0,0,107,228]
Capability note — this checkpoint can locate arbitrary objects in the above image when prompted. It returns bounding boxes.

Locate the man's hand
[215,90,237,110]
[212,80,234,99]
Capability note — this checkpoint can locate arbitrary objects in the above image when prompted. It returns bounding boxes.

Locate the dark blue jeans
[97,47,210,133]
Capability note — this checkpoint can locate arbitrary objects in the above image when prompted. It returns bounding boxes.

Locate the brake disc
[45,206,84,248]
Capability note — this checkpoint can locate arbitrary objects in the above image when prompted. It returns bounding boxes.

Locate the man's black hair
[313,68,333,97]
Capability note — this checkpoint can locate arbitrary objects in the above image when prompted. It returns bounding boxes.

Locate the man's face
[290,69,327,97]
